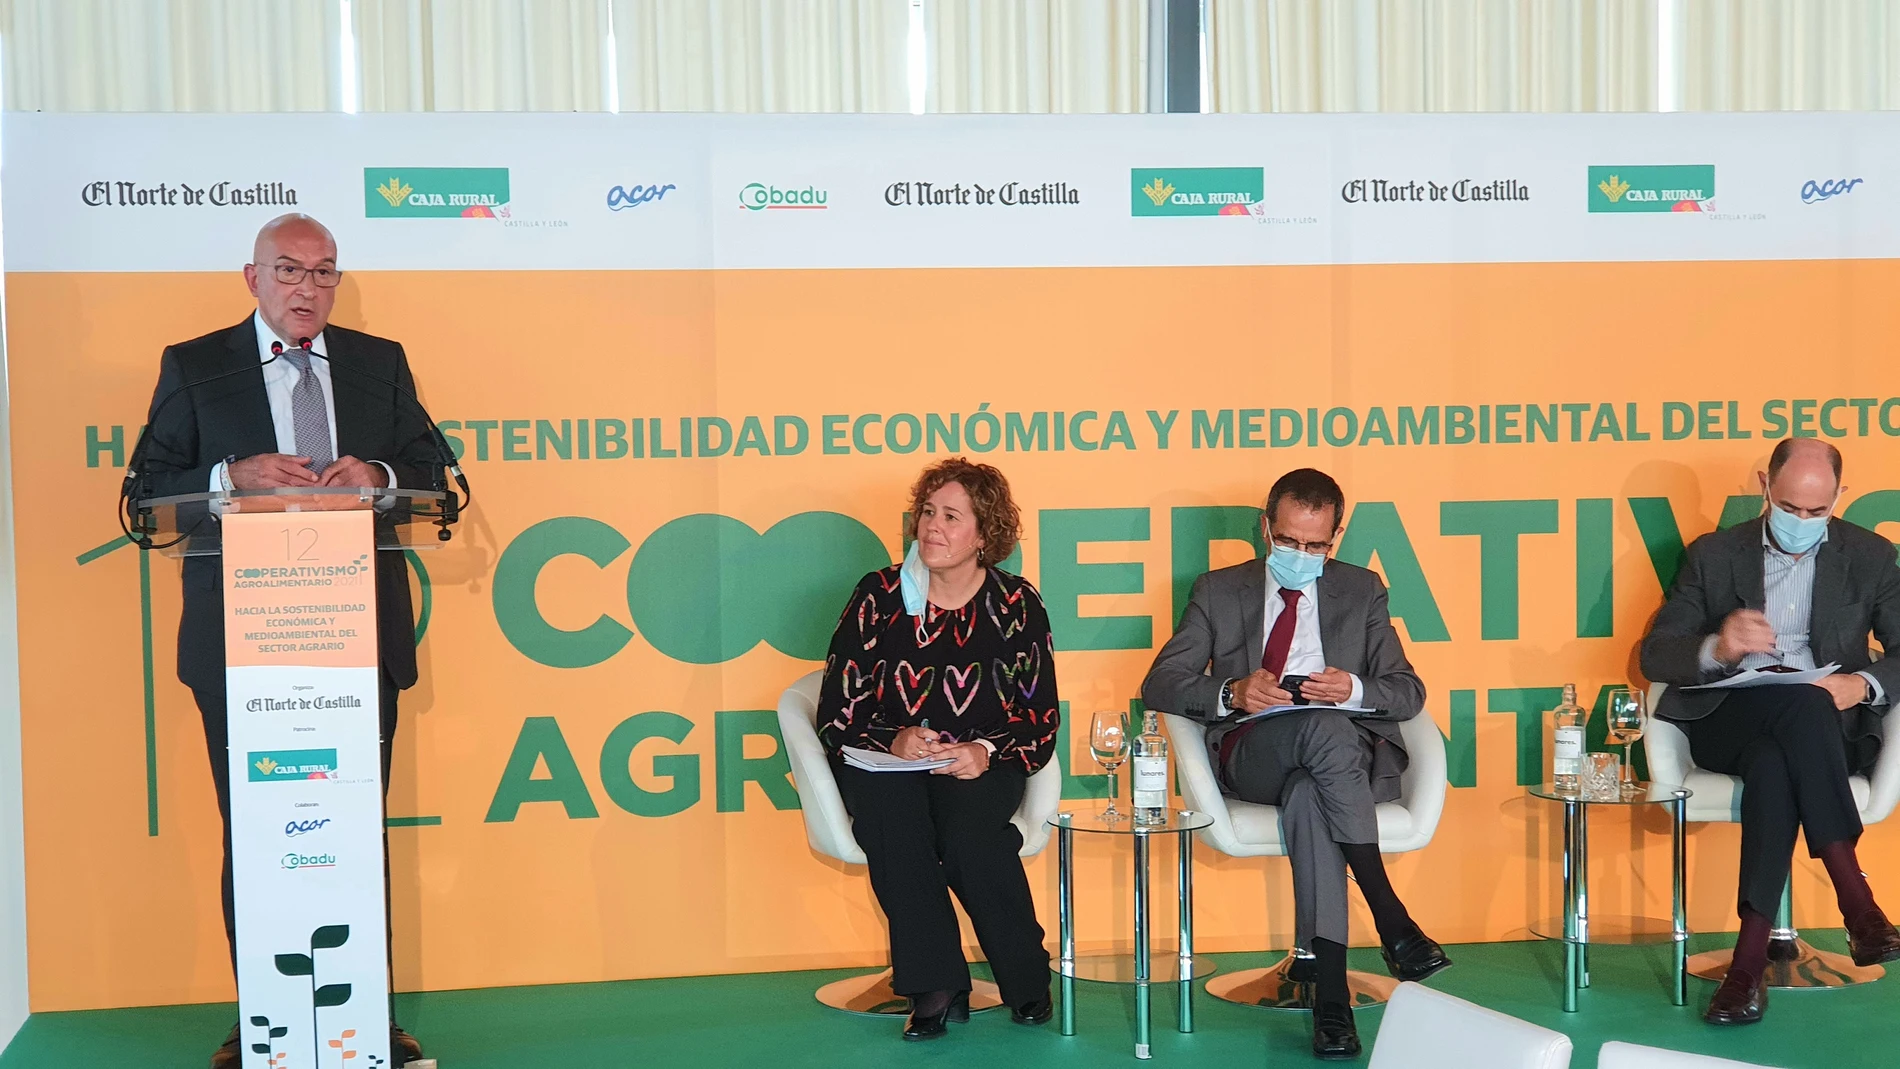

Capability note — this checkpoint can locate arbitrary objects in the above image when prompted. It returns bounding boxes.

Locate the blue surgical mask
[899,539,931,616]
[1765,495,1834,555]
[1267,543,1327,590]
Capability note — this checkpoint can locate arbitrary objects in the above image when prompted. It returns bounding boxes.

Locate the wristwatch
[1219,678,1237,712]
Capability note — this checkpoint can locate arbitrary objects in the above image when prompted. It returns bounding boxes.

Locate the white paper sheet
[1231,704,1381,726]
[1682,663,1839,691]
[840,746,955,772]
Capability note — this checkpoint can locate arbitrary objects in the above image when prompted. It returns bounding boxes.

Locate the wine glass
[1605,686,1646,798]
[1091,711,1130,822]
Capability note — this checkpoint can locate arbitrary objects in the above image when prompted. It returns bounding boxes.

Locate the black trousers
[192,674,401,1005]
[832,758,1050,1005]
[1678,685,1865,918]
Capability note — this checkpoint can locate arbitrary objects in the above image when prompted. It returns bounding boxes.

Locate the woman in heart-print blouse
[815,457,1060,1039]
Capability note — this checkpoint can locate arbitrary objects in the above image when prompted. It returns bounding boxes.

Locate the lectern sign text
[223,509,390,1069]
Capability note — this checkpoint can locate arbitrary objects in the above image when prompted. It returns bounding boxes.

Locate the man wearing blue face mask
[1644,438,1900,1026]
[1142,468,1442,1060]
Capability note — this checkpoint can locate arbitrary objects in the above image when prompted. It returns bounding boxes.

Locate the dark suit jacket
[1640,516,1900,770]
[141,316,439,693]
[1140,558,1427,802]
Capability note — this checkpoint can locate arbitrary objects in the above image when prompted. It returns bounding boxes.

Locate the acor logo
[739,183,829,211]
[1588,165,1715,213]
[280,852,337,871]
[249,749,339,782]
[607,183,676,211]
[1130,168,1263,217]
[365,167,511,219]
[284,818,332,838]
[1802,178,1862,203]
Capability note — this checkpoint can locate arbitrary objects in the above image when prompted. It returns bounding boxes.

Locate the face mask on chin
[1764,493,1835,555]
[1267,542,1328,590]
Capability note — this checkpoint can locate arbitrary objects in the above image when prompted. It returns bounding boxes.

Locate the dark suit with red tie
[1141,557,1425,950]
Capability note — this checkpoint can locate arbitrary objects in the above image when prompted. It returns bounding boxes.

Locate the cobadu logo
[1131,168,1263,217]
[739,183,828,211]
[249,749,339,782]
[281,851,337,870]
[285,817,332,837]
[1588,165,1715,213]
[1802,178,1863,203]
[365,167,511,219]
[606,183,676,211]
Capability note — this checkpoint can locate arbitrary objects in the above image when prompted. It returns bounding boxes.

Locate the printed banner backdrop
[223,508,389,1068]
[8,112,1900,1012]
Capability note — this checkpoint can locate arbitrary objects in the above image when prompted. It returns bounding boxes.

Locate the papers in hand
[841,746,953,772]
[1232,704,1381,725]
[1683,663,1840,691]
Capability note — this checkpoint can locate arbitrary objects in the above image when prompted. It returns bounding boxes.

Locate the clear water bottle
[1549,683,1586,795]
[1132,709,1169,826]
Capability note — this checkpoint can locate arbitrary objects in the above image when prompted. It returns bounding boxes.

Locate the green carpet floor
[3,933,1889,1068]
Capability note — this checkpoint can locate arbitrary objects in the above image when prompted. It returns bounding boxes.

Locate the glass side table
[1526,782,1691,1012]
[1051,805,1213,1061]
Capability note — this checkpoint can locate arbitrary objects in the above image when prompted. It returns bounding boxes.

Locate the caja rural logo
[1588,165,1715,213]
[250,749,340,782]
[1130,167,1263,216]
[365,167,511,219]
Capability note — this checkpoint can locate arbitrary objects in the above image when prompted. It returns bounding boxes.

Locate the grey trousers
[1222,710,1380,948]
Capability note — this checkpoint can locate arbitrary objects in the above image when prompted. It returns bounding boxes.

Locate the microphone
[119,342,291,546]
[300,342,471,541]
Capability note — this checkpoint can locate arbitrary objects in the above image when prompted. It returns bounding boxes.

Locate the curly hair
[904,457,1022,566]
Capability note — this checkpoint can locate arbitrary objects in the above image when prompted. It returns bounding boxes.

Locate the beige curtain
[925,0,1147,113]
[0,0,342,111]
[1680,0,1900,110]
[612,0,909,112]
[1207,0,1657,112]
[355,0,608,112]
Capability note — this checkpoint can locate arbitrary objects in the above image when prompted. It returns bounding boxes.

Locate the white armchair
[1161,710,1449,1007]
[1645,680,1900,988]
[777,670,1064,1014]
[1366,982,1572,1069]
[1598,1041,1784,1069]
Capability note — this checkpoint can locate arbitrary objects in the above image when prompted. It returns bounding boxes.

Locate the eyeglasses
[1270,534,1335,555]
[262,263,341,288]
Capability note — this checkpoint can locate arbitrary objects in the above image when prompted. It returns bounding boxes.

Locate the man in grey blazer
[1142,468,1447,1060]
[1642,438,1900,1025]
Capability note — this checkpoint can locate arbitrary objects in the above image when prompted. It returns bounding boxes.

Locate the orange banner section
[222,510,378,670]
[11,262,1900,1011]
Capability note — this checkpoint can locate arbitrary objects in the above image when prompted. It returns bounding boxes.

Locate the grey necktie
[280,345,335,473]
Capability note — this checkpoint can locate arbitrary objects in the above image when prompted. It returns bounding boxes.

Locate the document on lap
[840,746,956,772]
[1230,703,1382,725]
[1683,663,1840,690]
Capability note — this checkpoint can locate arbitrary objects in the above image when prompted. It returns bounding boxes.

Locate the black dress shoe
[1010,995,1053,1025]
[1846,907,1900,967]
[1311,1001,1361,1060]
[1381,925,1453,982]
[1703,967,1766,1025]
[209,1023,241,1069]
[902,990,967,1041]
[392,1025,425,1065]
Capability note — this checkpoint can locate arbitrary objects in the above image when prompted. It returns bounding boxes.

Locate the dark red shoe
[1703,967,1766,1025]
[1846,907,1900,968]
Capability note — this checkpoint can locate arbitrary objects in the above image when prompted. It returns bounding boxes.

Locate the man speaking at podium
[139,214,437,1068]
